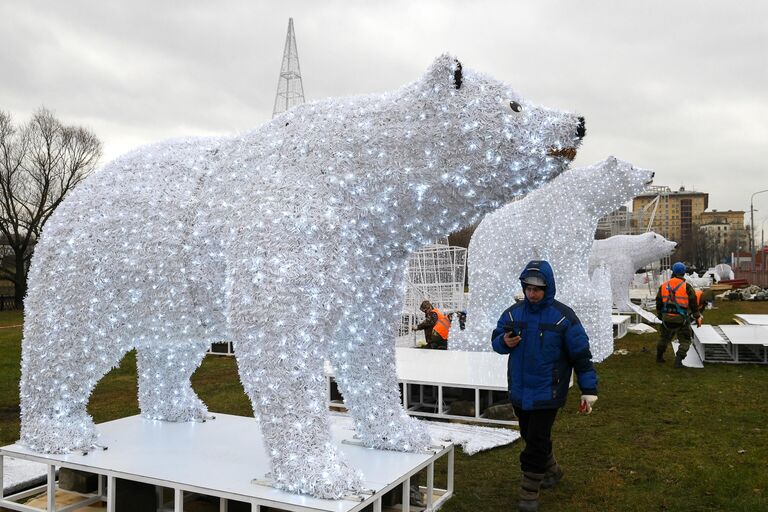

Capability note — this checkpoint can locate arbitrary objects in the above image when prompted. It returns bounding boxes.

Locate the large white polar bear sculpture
[589,232,677,311]
[20,54,586,498]
[453,157,653,361]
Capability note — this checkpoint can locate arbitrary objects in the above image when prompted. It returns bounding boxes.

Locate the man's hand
[579,395,598,414]
[503,331,521,348]
[696,317,702,328]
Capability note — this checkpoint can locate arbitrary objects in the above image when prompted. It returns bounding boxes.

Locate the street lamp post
[750,189,768,270]
[761,216,768,270]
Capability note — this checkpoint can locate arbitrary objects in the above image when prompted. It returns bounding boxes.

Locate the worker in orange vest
[655,262,701,368]
[413,300,451,349]
[695,289,706,315]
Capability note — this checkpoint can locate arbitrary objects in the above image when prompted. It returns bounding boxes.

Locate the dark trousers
[513,406,558,473]
[658,317,693,358]
[425,332,447,350]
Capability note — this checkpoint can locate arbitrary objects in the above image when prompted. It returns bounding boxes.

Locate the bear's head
[632,231,677,267]
[263,54,585,248]
[396,54,586,233]
[571,156,654,217]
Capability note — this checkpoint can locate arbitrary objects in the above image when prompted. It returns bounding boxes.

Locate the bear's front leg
[233,328,365,499]
[329,317,432,453]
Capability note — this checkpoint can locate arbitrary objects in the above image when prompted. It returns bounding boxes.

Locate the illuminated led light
[20,54,583,498]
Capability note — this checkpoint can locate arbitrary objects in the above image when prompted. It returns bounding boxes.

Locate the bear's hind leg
[20,326,129,453]
[136,341,211,421]
[329,318,432,453]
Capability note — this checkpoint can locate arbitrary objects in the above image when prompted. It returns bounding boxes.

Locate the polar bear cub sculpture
[454,156,653,360]
[20,54,585,498]
[589,232,677,311]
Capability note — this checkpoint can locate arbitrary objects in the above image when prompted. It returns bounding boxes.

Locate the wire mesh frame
[399,243,467,338]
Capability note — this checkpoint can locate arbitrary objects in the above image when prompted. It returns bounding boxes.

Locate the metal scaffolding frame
[400,242,467,340]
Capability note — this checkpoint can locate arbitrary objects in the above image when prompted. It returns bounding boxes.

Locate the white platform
[0,414,453,512]
[208,341,235,356]
[328,348,517,426]
[734,314,768,326]
[612,315,630,339]
[394,348,507,389]
[693,325,768,364]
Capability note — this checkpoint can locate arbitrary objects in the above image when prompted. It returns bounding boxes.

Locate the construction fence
[734,270,768,288]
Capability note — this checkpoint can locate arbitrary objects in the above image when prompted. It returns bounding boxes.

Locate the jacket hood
[519,260,556,310]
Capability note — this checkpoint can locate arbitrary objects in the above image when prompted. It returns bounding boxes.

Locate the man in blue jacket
[492,260,598,512]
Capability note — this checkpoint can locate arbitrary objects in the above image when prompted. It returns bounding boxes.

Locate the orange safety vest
[431,308,451,340]
[695,289,704,311]
[660,277,690,317]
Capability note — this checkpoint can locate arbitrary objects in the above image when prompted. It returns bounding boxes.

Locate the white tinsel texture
[453,156,653,363]
[589,232,677,311]
[20,54,584,499]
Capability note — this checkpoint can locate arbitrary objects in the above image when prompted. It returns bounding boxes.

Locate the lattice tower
[272,18,305,118]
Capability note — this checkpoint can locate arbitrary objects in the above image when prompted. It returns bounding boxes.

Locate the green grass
[1,302,766,511]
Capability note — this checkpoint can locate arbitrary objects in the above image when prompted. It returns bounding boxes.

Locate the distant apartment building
[699,210,748,245]
[632,186,709,244]
[697,209,748,267]
[595,205,633,239]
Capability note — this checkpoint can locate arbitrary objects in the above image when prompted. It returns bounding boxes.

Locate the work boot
[655,347,666,363]
[540,454,564,489]
[673,353,685,368]
[519,471,544,512]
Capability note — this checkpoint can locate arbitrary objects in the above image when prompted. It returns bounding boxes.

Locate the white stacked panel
[734,314,768,326]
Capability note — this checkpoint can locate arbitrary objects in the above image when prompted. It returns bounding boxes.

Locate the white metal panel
[719,325,768,345]
[1,414,452,512]
[694,325,728,344]
[733,314,768,326]
[394,348,508,390]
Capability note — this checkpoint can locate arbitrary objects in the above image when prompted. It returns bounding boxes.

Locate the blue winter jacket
[491,260,598,410]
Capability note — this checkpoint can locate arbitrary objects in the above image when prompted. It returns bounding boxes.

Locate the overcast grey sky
[1,1,766,216]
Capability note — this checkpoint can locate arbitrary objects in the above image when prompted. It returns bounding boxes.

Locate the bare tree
[0,108,102,308]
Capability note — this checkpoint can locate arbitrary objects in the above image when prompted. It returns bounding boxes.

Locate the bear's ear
[453,60,463,89]
[426,54,464,90]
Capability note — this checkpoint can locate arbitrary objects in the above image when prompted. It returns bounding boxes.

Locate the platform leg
[427,461,434,510]
[107,476,116,512]
[47,464,56,511]
[97,474,104,497]
[174,488,182,512]
[220,496,228,511]
[437,386,443,415]
[447,447,455,494]
[403,383,409,410]
[475,388,481,419]
[373,496,382,512]
[402,477,410,512]
[0,454,4,499]
[250,500,260,511]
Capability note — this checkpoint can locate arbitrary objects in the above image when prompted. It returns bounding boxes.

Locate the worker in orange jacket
[695,289,706,315]
[655,262,701,368]
[413,300,450,349]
